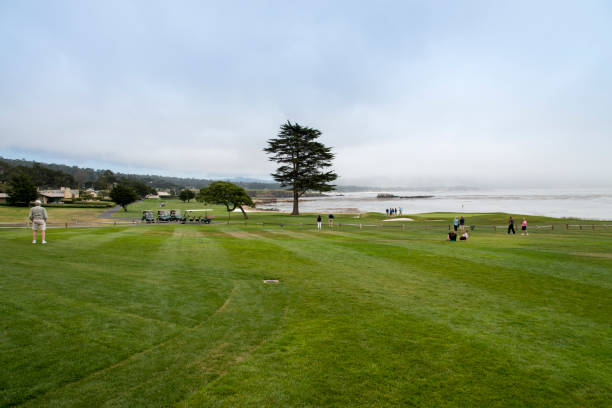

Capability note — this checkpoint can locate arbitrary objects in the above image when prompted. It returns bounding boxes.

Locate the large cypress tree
[264,121,337,215]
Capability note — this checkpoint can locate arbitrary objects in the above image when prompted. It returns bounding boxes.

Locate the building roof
[39,190,66,198]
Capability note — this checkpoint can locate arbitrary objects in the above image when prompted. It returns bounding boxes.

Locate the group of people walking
[386,207,402,216]
[508,216,528,235]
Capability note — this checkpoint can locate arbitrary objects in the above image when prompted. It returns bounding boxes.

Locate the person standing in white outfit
[29,200,48,244]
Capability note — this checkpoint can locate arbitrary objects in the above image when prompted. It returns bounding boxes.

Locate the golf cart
[183,209,214,224]
[169,209,181,222]
[157,210,171,223]
[142,210,155,223]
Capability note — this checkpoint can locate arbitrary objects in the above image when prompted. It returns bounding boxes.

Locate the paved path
[98,201,142,221]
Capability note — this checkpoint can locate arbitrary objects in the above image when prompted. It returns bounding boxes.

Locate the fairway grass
[1,216,611,407]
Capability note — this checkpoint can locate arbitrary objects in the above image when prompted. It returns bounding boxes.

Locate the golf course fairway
[1,216,611,407]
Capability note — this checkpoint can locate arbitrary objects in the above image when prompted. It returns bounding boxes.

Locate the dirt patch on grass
[265,230,313,239]
[573,252,612,259]
[223,231,258,239]
[175,230,210,237]
[144,229,203,238]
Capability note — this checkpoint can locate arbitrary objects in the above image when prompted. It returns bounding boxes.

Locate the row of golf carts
[142,209,214,224]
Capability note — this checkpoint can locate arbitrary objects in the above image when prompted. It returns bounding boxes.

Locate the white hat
[34,200,42,205]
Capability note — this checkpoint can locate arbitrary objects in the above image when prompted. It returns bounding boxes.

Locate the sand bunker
[383,218,414,222]
[231,207,278,213]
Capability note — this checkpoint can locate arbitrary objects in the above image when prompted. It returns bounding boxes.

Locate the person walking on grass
[453,216,459,231]
[29,200,48,244]
[317,215,322,230]
[460,215,465,232]
[521,217,528,235]
[328,213,334,228]
[508,216,516,234]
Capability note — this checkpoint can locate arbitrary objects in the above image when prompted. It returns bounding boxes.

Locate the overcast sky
[1,1,611,188]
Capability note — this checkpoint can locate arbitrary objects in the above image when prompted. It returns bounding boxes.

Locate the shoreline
[255,191,612,221]
[237,207,612,221]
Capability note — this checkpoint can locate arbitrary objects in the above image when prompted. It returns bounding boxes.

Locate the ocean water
[267,188,612,220]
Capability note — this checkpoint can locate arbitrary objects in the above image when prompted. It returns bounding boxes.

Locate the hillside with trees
[0,157,279,192]
[0,161,77,191]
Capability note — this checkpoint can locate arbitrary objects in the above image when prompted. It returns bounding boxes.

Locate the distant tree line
[0,161,77,190]
[0,157,280,192]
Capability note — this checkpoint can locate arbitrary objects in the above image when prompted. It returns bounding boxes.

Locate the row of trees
[1,157,281,191]
[0,159,183,198]
[3,172,157,207]
[0,162,77,190]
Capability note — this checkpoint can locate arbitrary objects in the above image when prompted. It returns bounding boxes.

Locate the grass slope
[1,214,611,407]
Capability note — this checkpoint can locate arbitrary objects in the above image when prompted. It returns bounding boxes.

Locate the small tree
[79,189,94,201]
[264,121,337,215]
[198,181,254,220]
[7,173,38,206]
[110,184,139,211]
[179,189,195,202]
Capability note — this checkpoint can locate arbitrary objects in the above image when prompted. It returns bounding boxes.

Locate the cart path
[98,200,142,220]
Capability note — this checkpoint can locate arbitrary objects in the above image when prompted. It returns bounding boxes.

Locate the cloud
[1,1,611,187]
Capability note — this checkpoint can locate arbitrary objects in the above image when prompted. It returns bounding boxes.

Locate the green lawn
[0,206,106,223]
[1,213,611,407]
